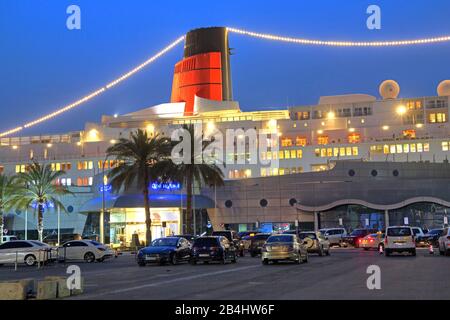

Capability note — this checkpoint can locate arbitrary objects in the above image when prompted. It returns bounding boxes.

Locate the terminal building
[1,27,449,246]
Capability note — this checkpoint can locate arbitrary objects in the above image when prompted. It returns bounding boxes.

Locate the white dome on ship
[379,80,400,99]
[437,80,450,96]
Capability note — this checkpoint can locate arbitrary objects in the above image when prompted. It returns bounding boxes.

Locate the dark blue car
[137,237,191,266]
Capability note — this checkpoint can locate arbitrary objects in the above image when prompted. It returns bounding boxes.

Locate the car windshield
[193,238,218,247]
[428,229,442,235]
[151,238,178,247]
[411,228,421,235]
[299,233,317,240]
[350,229,366,236]
[266,235,293,243]
[367,234,378,238]
[387,227,412,236]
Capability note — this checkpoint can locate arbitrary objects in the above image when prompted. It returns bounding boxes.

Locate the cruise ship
[1,27,449,247]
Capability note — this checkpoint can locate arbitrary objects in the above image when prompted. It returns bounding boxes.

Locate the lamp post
[100,154,110,244]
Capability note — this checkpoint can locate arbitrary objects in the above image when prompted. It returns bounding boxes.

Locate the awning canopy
[79,194,215,212]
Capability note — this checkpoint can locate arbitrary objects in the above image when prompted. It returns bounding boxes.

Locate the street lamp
[100,154,111,244]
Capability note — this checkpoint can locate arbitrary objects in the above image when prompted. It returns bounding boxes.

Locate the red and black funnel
[171,27,232,115]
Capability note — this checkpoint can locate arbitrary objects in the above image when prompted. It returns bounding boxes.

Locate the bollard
[429,244,434,254]
[15,251,18,271]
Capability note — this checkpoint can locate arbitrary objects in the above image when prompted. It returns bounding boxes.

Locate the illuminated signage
[99,184,112,193]
[150,182,181,191]
[30,201,54,209]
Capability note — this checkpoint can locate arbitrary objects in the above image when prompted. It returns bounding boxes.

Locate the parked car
[173,235,197,244]
[385,226,416,256]
[249,233,272,257]
[211,230,244,256]
[43,233,82,246]
[360,233,385,251]
[416,228,444,247]
[411,227,425,239]
[342,228,377,248]
[190,236,237,265]
[58,240,115,263]
[298,231,330,256]
[136,237,191,266]
[438,227,450,256]
[261,234,308,265]
[2,235,19,242]
[0,240,53,266]
[320,228,347,247]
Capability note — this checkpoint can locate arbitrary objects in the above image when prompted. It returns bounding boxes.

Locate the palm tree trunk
[0,211,3,244]
[186,173,193,235]
[143,173,152,246]
[38,204,44,242]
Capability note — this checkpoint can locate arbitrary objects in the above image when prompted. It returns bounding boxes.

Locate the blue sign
[30,201,54,210]
[99,184,112,193]
[150,182,181,191]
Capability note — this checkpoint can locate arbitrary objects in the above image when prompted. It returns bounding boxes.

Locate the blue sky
[1,0,450,135]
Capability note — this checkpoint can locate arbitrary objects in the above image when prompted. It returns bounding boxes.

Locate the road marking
[77,265,260,299]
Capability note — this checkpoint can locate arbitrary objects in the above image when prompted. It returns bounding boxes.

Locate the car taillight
[384,236,388,244]
[369,238,374,243]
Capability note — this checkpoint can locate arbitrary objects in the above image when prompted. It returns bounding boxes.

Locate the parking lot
[0,247,448,300]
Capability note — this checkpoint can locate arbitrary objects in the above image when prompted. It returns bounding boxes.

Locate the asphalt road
[0,248,448,300]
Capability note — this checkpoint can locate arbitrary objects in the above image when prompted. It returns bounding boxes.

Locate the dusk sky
[1,0,450,135]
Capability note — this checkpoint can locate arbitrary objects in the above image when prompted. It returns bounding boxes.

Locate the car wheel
[239,250,244,257]
[231,255,237,264]
[439,247,444,255]
[262,259,268,265]
[318,247,324,257]
[385,249,391,257]
[84,252,95,263]
[24,254,36,266]
[190,259,197,265]
[446,250,450,257]
[138,261,146,267]
[363,248,369,251]
[221,255,227,265]
[170,253,177,265]
[303,253,308,263]
[96,257,105,263]
[411,249,416,256]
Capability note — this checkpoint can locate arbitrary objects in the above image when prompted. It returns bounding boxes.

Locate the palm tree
[11,162,71,242]
[106,129,172,246]
[0,174,21,244]
[166,124,224,235]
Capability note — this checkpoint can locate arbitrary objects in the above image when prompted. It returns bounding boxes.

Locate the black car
[249,233,272,257]
[416,228,444,247]
[136,237,192,266]
[211,230,244,256]
[173,234,197,244]
[342,229,378,248]
[190,236,237,265]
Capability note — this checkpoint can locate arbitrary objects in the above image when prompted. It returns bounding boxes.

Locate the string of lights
[0,35,185,138]
[227,27,450,47]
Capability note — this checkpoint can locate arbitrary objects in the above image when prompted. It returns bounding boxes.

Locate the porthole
[289,198,297,207]
[67,205,74,213]
[393,170,399,177]
[371,170,378,177]
[260,199,268,207]
[224,200,233,208]
[348,169,355,177]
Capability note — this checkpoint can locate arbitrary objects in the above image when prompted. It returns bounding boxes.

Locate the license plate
[145,256,157,261]
[199,254,210,257]
[394,241,405,244]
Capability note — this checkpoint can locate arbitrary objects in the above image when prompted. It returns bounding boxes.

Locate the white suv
[385,226,416,256]
[438,228,450,256]
[320,228,347,247]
